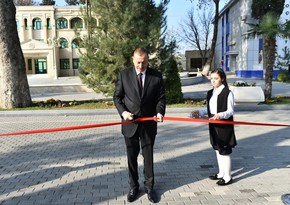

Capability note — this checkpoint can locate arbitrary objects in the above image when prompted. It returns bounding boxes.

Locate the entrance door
[35,58,47,74]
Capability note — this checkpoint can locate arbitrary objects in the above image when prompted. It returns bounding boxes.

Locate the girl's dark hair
[211,68,228,87]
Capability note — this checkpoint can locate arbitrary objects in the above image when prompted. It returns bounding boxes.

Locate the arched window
[71,38,81,48]
[89,17,99,29]
[59,37,69,48]
[33,18,42,30]
[56,17,68,29]
[70,17,83,29]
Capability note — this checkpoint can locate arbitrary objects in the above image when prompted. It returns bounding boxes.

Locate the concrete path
[27,74,290,101]
[28,75,109,101]
[0,74,289,204]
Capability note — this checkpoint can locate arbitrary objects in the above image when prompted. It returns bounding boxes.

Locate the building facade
[214,0,290,78]
[185,50,208,72]
[16,6,95,78]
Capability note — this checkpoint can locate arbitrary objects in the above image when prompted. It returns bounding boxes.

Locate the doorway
[35,58,47,74]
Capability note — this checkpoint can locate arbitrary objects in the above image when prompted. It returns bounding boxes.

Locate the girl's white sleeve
[218,91,234,119]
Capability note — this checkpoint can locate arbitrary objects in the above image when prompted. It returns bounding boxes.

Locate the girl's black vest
[206,87,233,121]
[206,86,237,151]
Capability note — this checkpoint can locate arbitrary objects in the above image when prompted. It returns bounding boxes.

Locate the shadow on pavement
[0,113,289,204]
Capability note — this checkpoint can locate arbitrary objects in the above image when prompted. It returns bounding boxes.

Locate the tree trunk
[263,37,276,99]
[201,0,219,76]
[0,0,32,108]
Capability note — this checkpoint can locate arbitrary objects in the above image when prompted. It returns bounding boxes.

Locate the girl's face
[210,72,223,89]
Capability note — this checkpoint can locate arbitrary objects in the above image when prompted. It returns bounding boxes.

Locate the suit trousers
[124,123,155,191]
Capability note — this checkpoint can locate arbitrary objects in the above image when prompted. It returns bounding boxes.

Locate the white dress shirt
[199,84,234,119]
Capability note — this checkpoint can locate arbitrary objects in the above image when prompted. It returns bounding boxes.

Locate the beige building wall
[185,50,209,72]
[16,6,93,78]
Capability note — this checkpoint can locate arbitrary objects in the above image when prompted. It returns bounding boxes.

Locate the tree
[64,0,89,5]
[180,6,213,69]
[276,47,290,82]
[276,47,290,71]
[246,0,290,99]
[65,0,80,5]
[40,0,55,5]
[251,0,285,20]
[0,0,32,108]
[79,0,179,97]
[14,0,37,6]
[163,55,183,104]
[189,0,220,76]
[157,37,183,104]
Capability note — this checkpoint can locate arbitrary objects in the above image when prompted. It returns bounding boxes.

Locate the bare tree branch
[179,5,214,67]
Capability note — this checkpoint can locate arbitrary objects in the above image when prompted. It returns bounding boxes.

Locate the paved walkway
[28,75,108,102]
[27,73,290,101]
[0,74,289,204]
[0,109,289,205]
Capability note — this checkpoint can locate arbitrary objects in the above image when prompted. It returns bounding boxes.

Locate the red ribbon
[0,121,130,137]
[162,116,290,127]
[0,116,289,137]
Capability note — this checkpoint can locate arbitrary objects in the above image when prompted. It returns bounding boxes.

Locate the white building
[16,6,96,78]
[214,0,290,78]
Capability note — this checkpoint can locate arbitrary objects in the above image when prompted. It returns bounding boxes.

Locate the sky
[52,0,229,53]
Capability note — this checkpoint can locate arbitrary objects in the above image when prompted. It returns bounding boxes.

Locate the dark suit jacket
[113,67,166,138]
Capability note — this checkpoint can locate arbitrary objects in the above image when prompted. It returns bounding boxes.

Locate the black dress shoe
[127,188,139,202]
[146,189,158,203]
[216,178,232,186]
[209,174,221,180]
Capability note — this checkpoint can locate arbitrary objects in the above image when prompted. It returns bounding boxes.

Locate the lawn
[1,96,289,111]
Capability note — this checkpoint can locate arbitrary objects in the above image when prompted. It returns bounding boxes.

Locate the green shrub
[277,72,288,82]
[164,57,183,104]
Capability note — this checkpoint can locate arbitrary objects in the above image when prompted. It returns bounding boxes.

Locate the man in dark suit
[113,48,166,203]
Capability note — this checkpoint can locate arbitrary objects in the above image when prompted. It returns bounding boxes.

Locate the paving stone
[0,109,289,204]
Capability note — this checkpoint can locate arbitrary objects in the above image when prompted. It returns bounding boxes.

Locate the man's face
[133,53,149,73]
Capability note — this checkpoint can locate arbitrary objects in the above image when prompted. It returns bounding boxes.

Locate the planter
[180,75,203,86]
[229,86,265,105]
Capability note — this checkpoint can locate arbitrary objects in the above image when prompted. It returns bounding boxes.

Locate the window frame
[59,37,69,49]
[71,17,83,29]
[33,18,42,30]
[72,58,80,69]
[71,38,80,49]
[60,59,70,70]
[56,17,68,29]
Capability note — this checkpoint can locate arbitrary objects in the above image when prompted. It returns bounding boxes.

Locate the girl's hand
[209,114,220,120]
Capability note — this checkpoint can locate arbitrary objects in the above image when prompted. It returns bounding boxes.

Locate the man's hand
[154,113,163,122]
[190,110,199,118]
[122,111,134,121]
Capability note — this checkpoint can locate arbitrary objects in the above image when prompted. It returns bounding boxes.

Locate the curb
[1,105,290,117]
